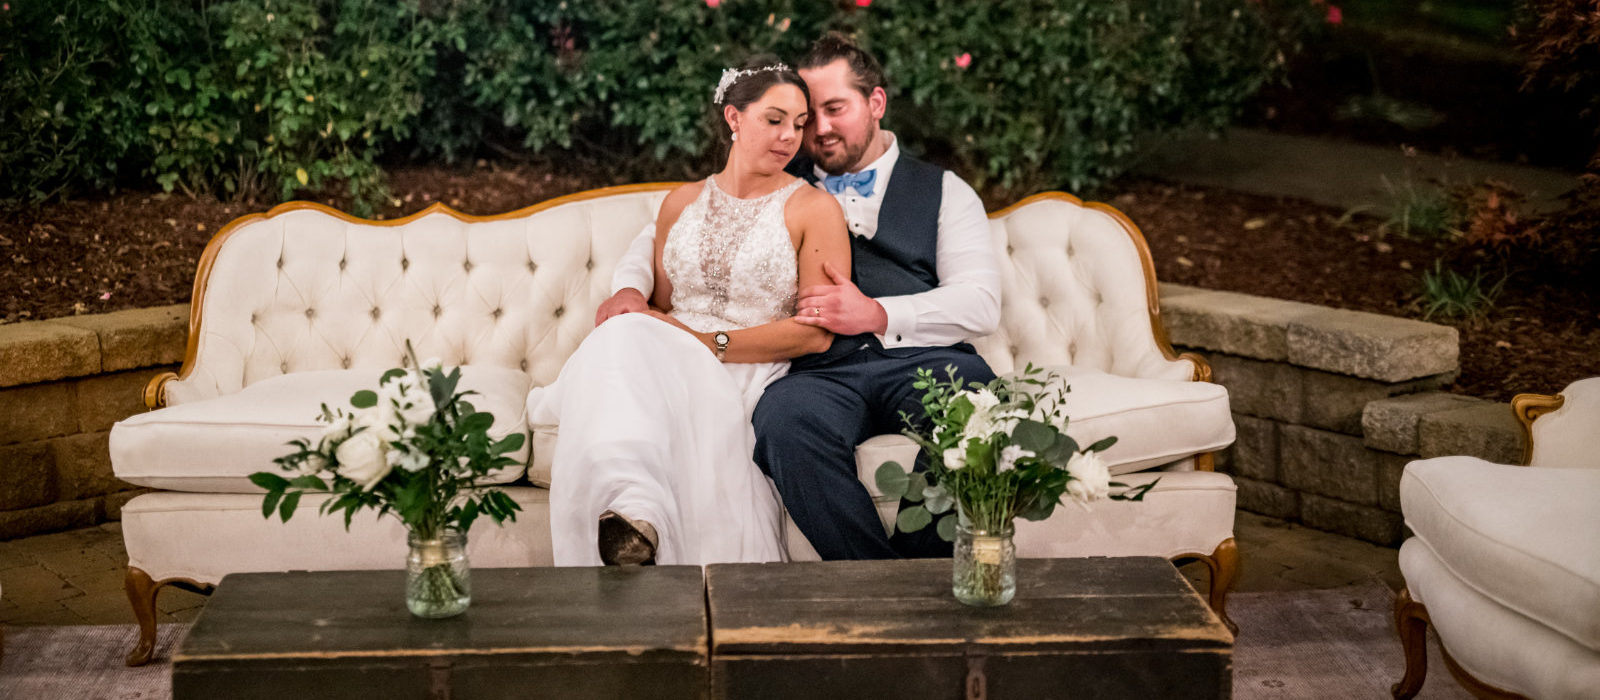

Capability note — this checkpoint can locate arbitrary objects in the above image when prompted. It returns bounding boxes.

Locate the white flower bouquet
[249,345,524,615]
[877,365,1155,537]
[877,365,1156,605]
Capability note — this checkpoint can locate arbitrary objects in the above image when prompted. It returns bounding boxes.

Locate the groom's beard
[806,125,877,175]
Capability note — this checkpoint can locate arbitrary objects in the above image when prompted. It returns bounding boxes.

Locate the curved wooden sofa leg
[125,566,165,667]
[1175,537,1239,635]
[1392,587,1430,700]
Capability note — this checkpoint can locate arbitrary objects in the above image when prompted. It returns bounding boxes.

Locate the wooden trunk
[706,557,1233,700]
[173,567,707,700]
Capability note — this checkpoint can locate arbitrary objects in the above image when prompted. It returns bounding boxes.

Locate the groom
[596,33,1000,559]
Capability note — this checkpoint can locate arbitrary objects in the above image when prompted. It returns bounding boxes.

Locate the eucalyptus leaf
[936,514,957,542]
[924,483,954,514]
[875,461,910,500]
[1087,435,1118,453]
[896,505,932,533]
[904,471,929,502]
[1012,419,1057,453]
[350,390,378,408]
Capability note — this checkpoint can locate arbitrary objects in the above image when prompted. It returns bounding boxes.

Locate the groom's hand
[795,261,887,336]
[595,288,648,327]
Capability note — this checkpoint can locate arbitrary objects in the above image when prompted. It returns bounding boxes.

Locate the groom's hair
[798,31,886,98]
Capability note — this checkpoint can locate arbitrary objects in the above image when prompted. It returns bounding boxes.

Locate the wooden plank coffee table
[172,567,708,700]
[706,557,1233,699]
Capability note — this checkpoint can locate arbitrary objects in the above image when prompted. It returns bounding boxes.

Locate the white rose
[419,357,443,372]
[320,412,354,442]
[355,403,400,443]
[395,388,436,427]
[1064,450,1111,506]
[390,446,430,472]
[997,444,1034,473]
[297,451,329,477]
[335,430,393,490]
[942,446,967,470]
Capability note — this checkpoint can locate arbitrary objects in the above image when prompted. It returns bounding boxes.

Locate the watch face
[715,332,730,345]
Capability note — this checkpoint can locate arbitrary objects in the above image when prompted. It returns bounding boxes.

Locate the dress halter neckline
[706,175,802,202]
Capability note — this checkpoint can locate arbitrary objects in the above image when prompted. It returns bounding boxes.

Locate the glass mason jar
[406,529,471,618]
[952,520,1016,607]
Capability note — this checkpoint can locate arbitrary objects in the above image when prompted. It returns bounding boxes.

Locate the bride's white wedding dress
[532,176,807,566]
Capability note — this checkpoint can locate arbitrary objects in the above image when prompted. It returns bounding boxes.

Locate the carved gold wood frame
[1510,392,1564,466]
[1392,587,1531,700]
[146,189,1211,419]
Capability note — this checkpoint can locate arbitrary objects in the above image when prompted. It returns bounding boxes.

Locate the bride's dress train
[533,177,807,566]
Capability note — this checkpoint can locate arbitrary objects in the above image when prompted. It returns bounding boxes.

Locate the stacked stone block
[0,306,187,538]
[1161,284,1524,545]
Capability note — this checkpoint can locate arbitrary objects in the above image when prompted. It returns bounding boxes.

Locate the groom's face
[799,59,886,175]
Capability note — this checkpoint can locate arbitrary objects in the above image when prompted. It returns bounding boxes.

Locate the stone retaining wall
[0,306,187,538]
[1161,284,1524,545]
[0,289,1525,543]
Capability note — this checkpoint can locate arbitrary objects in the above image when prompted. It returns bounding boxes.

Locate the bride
[531,57,850,566]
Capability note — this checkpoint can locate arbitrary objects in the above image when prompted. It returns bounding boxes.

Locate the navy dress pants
[752,345,996,560]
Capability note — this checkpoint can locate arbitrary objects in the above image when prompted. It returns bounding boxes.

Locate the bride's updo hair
[715,53,809,135]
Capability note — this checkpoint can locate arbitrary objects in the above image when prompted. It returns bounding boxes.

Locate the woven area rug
[0,586,1474,698]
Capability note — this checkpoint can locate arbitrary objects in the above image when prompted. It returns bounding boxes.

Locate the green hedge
[0,0,1318,212]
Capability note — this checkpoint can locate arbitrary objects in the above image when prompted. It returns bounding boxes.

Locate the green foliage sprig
[250,344,525,540]
[877,365,1155,539]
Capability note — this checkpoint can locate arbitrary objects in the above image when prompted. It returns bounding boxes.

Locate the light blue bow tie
[821,169,877,197]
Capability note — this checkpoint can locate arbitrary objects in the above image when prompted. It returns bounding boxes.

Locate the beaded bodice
[663,176,804,332]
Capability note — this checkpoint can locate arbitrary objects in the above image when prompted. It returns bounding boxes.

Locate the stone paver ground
[0,510,1401,626]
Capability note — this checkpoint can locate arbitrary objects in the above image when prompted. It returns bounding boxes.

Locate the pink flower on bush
[705,0,719,7]
[955,52,972,69]
[856,0,872,7]
[1326,5,1342,24]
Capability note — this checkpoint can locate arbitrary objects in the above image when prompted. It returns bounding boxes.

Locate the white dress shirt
[610,132,1001,349]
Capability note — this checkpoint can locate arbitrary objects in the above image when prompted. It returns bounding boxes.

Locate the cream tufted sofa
[1392,378,1600,699]
[110,184,1238,665]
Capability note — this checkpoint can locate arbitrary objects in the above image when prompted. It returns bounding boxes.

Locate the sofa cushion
[528,368,1232,487]
[1401,456,1600,650]
[112,367,531,493]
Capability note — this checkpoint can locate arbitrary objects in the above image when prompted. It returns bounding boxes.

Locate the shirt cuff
[875,296,917,348]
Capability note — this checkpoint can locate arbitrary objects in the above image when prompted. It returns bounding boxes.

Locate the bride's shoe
[598,510,658,565]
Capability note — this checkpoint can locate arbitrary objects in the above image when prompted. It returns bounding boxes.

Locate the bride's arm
[649,186,848,363]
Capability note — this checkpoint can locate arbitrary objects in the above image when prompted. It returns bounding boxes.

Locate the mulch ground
[3,162,1594,401]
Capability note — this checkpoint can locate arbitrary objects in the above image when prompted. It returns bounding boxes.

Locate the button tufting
[1008,345,1019,356]
[1068,342,1077,355]
[527,261,537,273]
[554,306,565,318]
[585,259,594,270]
[492,308,503,319]
[432,305,442,318]
[1039,297,1050,308]
[401,257,410,270]
[370,307,381,319]
[250,313,258,324]
[339,259,347,270]
[519,359,529,371]
[463,261,473,272]
[276,258,284,268]
[1006,245,1014,255]
[304,308,315,319]
[341,357,351,369]
[280,362,288,373]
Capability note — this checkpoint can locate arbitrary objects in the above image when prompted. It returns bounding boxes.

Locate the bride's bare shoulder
[788,182,844,219]
[657,180,706,226]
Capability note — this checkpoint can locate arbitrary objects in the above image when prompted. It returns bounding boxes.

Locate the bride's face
[730,84,809,173]
[799,59,885,175]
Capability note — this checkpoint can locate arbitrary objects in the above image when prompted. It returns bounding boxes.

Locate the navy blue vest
[789,152,948,370]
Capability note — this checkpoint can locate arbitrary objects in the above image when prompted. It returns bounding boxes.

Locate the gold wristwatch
[713,331,730,361]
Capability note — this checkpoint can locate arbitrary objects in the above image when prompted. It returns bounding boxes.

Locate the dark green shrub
[0,1,172,207]
[859,0,1321,195]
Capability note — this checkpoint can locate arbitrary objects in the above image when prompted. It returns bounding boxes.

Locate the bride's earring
[731,130,739,142]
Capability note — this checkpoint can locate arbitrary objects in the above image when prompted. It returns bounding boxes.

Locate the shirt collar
[812,131,899,186]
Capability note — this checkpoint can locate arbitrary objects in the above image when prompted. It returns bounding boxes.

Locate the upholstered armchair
[1393,377,1600,699]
